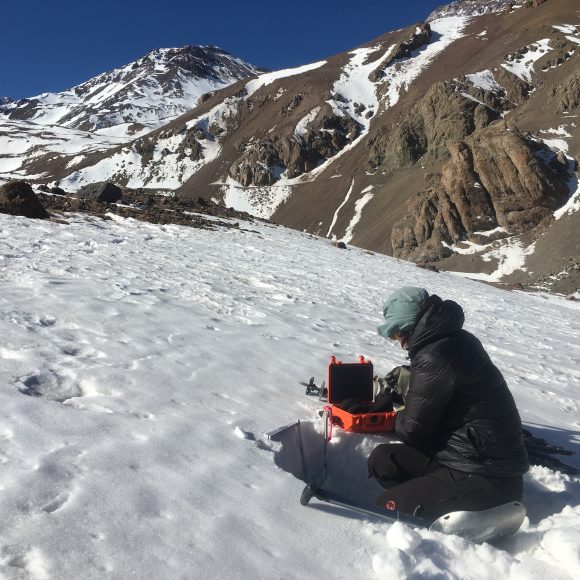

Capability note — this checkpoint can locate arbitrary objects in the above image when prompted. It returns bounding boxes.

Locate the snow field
[222,178,292,219]
[245,61,327,98]
[0,211,579,579]
[380,16,470,109]
[465,69,504,93]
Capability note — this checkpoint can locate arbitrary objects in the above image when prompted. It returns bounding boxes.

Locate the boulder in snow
[0,181,49,219]
[76,182,123,204]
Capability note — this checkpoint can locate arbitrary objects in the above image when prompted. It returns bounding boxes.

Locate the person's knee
[367,444,399,482]
[369,443,436,481]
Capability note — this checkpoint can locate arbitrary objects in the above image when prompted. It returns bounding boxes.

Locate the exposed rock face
[134,126,204,169]
[0,181,49,219]
[369,23,432,84]
[230,141,285,186]
[76,182,123,204]
[392,23,432,60]
[467,128,569,228]
[368,82,500,171]
[552,73,580,114]
[229,109,360,185]
[391,124,570,261]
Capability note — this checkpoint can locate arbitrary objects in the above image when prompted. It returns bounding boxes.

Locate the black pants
[367,443,523,519]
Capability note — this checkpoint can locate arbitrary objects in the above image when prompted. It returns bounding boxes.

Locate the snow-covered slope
[2,45,261,137]
[0,45,261,190]
[0,120,129,182]
[0,211,579,579]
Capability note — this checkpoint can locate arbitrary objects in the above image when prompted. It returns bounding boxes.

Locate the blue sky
[1,0,446,99]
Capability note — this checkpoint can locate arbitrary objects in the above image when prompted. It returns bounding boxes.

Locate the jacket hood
[409,295,465,357]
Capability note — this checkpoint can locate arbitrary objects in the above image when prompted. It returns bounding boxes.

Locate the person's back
[397,296,529,478]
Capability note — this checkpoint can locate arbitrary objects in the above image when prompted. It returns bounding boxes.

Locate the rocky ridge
[427,0,520,20]
[0,180,255,233]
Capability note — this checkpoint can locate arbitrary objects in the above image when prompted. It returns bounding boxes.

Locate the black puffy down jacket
[394,295,529,478]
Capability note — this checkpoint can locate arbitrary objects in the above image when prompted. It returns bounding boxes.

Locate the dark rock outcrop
[76,182,123,204]
[37,187,255,232]
[392,124,570,261]
[0,181,49,219]
[230,141,285,186]
[229,110,361,186]
[369,23,432,83]
[368,82,500,171]
[552,73,580,114]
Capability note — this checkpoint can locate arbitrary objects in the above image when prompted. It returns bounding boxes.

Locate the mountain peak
[2,45,261,137]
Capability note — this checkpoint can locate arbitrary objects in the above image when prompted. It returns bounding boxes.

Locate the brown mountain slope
[272,1,578,251]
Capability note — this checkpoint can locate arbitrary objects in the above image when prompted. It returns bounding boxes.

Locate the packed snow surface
[1,212,579,579]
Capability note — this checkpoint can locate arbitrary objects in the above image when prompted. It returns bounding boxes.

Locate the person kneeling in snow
[368,287,529,519]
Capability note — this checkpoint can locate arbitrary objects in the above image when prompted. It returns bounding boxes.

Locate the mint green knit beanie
[377,287,429,340]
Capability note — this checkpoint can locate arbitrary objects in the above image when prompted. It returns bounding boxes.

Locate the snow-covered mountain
[0,209,579,579]
[2,45,262,137]
[1,0,579,296]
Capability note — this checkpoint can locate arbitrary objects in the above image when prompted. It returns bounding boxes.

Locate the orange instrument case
[327,355,395,433]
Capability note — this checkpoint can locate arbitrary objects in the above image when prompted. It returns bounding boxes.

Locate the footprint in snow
[7,313,56,332]
[131,411,155,420]
[12,446,82,519]
[0,544,50,580]
[42,491,71,514]
[18,371,82,403]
